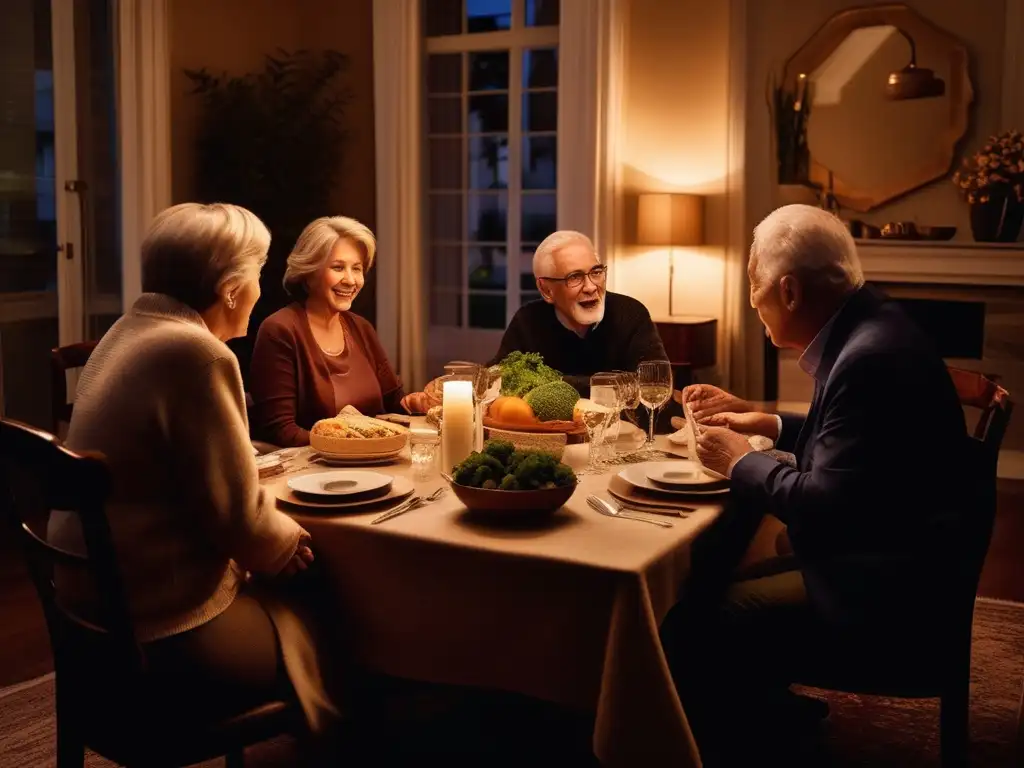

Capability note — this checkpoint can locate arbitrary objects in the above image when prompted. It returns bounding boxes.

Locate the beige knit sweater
[49,293,304,641]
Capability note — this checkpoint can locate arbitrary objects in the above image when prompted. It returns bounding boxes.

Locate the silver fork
[370,487,447,525]
[587,496,673,528]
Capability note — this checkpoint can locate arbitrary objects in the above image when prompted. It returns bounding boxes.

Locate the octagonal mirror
[783,4,973,212]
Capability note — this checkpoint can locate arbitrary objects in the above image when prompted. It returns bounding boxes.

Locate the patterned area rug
[0,599,1020,766]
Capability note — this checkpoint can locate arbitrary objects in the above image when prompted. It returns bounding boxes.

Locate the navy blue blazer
[732,285,970,627]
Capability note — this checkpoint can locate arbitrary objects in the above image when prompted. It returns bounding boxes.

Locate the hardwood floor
[1,481,1022,690]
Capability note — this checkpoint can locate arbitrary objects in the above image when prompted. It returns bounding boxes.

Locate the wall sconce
[886,28,945,100]
[636,192,705,317]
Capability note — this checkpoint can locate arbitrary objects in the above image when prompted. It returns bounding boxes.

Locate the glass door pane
[0,0,119,429]
[0,0,60,427]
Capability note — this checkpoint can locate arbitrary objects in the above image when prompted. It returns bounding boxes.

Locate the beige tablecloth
[263,427,724,766]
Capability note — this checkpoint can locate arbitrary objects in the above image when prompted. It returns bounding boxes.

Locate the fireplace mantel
[857,240,1024,287]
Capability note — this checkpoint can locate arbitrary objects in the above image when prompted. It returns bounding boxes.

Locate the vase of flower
[953,130,1024,243]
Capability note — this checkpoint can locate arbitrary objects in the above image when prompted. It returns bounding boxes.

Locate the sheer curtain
[559,0,626,262]
[115,0,171,308]
[372,0,427,392]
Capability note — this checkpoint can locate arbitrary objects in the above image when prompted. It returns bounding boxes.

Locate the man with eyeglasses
[403,231,679,427]
[487,231,677,426]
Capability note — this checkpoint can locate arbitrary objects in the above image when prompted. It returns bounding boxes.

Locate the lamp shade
[636,193,704,246]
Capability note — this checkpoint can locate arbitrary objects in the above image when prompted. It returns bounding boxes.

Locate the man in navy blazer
[663,205,972,765]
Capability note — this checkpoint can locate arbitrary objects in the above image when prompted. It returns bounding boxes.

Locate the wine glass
[591,372,623,462]
[637,360,673,448]
[613,370,640,427]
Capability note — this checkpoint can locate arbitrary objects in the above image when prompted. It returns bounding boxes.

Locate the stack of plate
[608,461,730,512]
[277,470,413,513]
[312,448,406,466]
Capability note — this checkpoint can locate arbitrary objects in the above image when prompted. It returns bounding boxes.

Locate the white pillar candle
[441,380,475,473]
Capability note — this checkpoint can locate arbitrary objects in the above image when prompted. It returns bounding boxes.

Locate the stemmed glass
[637,360,673,449]
[613,370,641,428]
[591,372,623,462]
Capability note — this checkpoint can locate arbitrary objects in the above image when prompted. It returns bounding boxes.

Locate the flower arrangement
[952,130,1024,204]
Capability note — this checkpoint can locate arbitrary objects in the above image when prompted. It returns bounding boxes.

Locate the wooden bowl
[483,415,587,436]
[448,481,577,514]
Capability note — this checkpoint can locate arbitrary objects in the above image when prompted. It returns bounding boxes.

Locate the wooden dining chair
[781,367,1013,767]
[50,341,98,437]
[0,418,299,767]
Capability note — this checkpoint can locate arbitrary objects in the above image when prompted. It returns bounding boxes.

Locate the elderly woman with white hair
[48,203,342,750]
[249,216,417,447]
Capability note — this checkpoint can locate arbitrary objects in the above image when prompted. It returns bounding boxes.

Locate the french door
[0,0,121,427]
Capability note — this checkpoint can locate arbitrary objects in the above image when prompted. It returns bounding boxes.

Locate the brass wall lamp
[886,27,945,100]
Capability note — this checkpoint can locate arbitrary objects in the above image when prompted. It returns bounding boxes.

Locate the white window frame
[424,4,559,366]
[374,0,623,379]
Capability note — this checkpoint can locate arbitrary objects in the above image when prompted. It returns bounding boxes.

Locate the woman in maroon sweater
[250,216,421,447]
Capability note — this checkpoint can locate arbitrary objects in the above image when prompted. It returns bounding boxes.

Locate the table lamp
[636,192,705,317]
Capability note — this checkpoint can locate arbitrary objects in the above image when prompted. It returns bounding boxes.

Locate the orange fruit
[492,396,537,425]
[489,396,514,420]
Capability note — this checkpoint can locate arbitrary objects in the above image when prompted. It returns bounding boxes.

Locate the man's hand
[676,384,753,422]
[401,391,437,415]
[700,411,779,440]
[695,425,753,477]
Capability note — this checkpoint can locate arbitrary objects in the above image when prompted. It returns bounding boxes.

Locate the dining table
[260,420,727,766]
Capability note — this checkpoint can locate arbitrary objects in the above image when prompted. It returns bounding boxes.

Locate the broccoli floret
[507,449,530,473]
[472,465,497,486]
[498,351,562,398]
[498,474,520,490]
[483,439,516,467]
[459,447,576,491]
[523,380,580,421]
[452,451,506,487]
[553,463,577,488]
[513,452,559,489]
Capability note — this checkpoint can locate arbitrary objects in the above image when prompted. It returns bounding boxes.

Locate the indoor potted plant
[184,49,351,380]
[952,129,1024,242]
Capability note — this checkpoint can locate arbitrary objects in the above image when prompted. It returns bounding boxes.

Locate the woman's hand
[401,391,437,415]
[701,411,779,440]
[281,533,314,576]
[677,384,754,422]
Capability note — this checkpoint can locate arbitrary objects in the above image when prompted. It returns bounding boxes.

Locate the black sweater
[488,293,679,430]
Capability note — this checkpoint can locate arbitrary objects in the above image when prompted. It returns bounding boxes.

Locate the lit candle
[441,380,475,473]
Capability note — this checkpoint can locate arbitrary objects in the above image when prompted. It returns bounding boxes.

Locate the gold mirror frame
[782,3,973,211]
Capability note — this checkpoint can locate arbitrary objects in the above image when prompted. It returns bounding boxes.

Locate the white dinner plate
[288,470,393,498]
[645,461,724,487]
[619,464,730,496]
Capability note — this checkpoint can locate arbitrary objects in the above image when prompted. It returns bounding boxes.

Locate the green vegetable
[498,351,562,398]
[450,439,577,490]
[452,451,504,486]
[523,379,580,422]
[482,439,516,466]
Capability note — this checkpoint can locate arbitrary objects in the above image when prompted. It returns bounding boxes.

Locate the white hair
[283,216,377,297]
[141,202,270,311]
[750,204,864,296]
[532,230,599,277]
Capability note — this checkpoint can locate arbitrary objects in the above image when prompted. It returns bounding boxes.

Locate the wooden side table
[655,316,717,390]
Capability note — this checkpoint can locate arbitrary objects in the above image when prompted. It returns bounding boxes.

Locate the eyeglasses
[538,265,608,290]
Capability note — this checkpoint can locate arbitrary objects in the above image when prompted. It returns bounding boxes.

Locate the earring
[227,296,236,310]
